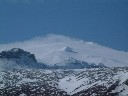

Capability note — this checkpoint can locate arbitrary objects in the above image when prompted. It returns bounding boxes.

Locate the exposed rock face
[0,48,46,69]
[0,48,37,63]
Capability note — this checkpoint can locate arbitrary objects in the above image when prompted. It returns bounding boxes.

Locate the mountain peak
[0,35,128,67]
[53,57,106,69]
[10,48,22,52]
[60,46,77,53]
[0,48,49,69]
[0,48,37,63]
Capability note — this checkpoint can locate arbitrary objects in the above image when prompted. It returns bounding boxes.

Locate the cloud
[0,34,81,52]
[0,34,84,63]
[1,34,128,66]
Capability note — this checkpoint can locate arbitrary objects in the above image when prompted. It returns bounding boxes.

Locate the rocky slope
[0,68,128,96]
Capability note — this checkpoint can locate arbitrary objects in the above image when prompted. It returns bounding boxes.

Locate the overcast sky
[0,0,128,51]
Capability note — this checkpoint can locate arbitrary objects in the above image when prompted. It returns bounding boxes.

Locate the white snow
[19,93,27,96]
[58,75,81,94]
[0,34,128,67]
[43,70,53,74]
[58,75,101,95]
[118,85,128,96]
[111,84,128,95]
[0,84,5,89]
[58,69,128,95]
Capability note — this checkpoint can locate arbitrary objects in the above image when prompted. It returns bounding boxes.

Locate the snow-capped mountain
[0,48,46,69]
[0,35,128,96]
[0,48,106,69]
[0,34,128,67]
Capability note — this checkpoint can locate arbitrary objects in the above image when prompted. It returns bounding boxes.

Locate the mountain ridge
[0,48,105,69]
[0,48,46,69]
[0,35,128,67]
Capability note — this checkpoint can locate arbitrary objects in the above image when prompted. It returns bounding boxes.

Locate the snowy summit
[0,34,128,67]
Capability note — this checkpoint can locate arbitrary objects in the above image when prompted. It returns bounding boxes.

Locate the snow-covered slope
[0,68,128,96]
[0,48,104,69]
[53,57,105,69]
[0,34,128,67]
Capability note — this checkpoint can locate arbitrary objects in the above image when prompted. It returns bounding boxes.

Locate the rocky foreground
[0,67,128,96]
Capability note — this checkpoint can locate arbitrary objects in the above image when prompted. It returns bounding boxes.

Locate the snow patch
[19,93,27,96]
